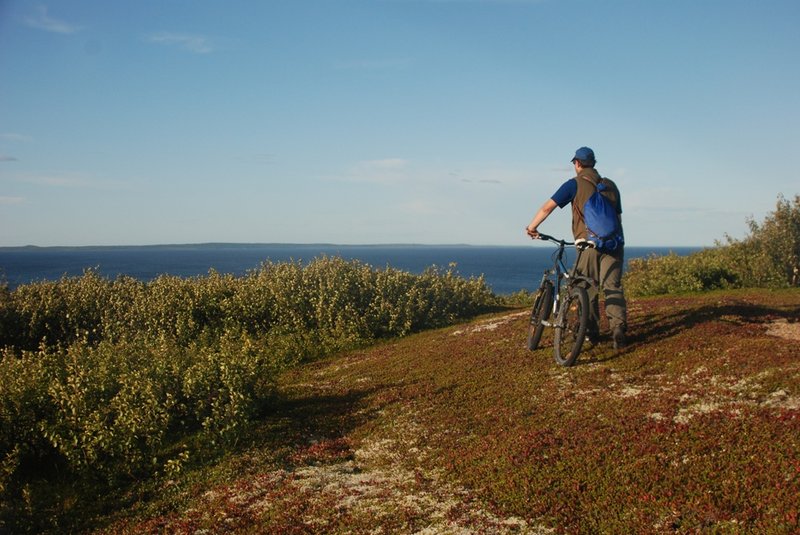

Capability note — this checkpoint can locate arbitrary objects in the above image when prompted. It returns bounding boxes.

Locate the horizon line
[0,241,708,250]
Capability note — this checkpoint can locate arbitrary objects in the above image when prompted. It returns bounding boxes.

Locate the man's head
[571,146,596,168]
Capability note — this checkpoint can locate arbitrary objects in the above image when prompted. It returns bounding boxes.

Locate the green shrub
[0,347,57,494]
[625,194,800,296]
[183,330,283,446]
[36,339,176,475]
[625,249,740,297]
[737,194,800,287]
[0,256,494,504]
[0,284,19,349]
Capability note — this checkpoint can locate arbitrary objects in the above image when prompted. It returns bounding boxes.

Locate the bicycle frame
[536,234,595,327]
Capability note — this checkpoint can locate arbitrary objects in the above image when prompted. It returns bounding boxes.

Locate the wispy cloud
[360,158,408,170]
[334,158,411,184]
[624,188,746,216]
[15,173,131,191]
[23,175,92,188]
[24,5,84,34]
[333,58,412,70]
[0,155,18,162]
[1,133,33,143]
[451,171,503,185]
[391,0,547,3]
[145,32,214,54]
[385,0,545,3]
[0,196,25,205]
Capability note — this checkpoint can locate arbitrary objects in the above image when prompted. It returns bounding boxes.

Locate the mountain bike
[526,234,598,366]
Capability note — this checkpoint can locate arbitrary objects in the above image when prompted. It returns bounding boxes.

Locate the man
[525,146,627,349]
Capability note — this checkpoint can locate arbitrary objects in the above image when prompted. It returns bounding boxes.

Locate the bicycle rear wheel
[526,281,553,350]
[553,286,589,366]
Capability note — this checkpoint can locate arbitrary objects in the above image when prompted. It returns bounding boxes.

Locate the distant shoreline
[1,244,704,293]
[0,242,707,251]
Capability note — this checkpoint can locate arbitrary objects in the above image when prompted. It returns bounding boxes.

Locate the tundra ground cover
[93,289,800,534]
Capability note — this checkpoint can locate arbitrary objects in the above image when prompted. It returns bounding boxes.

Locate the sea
[0,243,701,295]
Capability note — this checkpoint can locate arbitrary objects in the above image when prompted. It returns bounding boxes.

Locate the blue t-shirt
[551,179,577,209]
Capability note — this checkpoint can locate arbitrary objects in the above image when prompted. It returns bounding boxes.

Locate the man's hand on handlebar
[526,226,541,239]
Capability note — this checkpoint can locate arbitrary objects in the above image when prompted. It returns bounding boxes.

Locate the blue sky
[1,0,798,247]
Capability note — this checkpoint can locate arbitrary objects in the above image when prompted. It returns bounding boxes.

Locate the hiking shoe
[585,325,600,345]
[612,326,626,350]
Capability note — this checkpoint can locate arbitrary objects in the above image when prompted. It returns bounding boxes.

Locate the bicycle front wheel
[553,286,589,366]
[527,281,553,351]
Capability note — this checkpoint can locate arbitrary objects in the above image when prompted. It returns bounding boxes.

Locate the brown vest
[570,168,622,240]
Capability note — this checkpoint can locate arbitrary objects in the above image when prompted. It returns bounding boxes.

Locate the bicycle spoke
[554,287,588,366]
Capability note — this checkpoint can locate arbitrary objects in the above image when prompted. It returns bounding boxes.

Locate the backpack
[582,177,624,253]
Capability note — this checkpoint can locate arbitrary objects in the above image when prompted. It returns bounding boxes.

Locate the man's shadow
[576,299,799,365]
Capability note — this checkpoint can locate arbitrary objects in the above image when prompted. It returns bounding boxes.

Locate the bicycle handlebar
[535,234,596,250]
[535,233,573,245]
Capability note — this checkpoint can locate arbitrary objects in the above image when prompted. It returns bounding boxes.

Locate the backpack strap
[582,175,619,208]
[580,175,600,189]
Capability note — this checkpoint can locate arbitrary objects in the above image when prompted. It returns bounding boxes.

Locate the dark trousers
[576,247,627,333]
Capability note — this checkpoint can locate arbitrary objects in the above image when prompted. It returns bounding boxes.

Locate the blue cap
[571,146,596,164]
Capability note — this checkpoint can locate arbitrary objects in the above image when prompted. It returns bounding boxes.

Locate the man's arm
[526,198,558,238]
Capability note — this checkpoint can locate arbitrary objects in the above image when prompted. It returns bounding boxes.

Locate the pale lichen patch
[766,319,800,341]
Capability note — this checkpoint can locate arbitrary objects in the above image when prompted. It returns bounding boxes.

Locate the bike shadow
[575,298,800,366]
[633,300,798,344]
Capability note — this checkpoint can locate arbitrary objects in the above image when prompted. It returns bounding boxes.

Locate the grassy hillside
[28,289,800,533]
[83,290,800,533]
